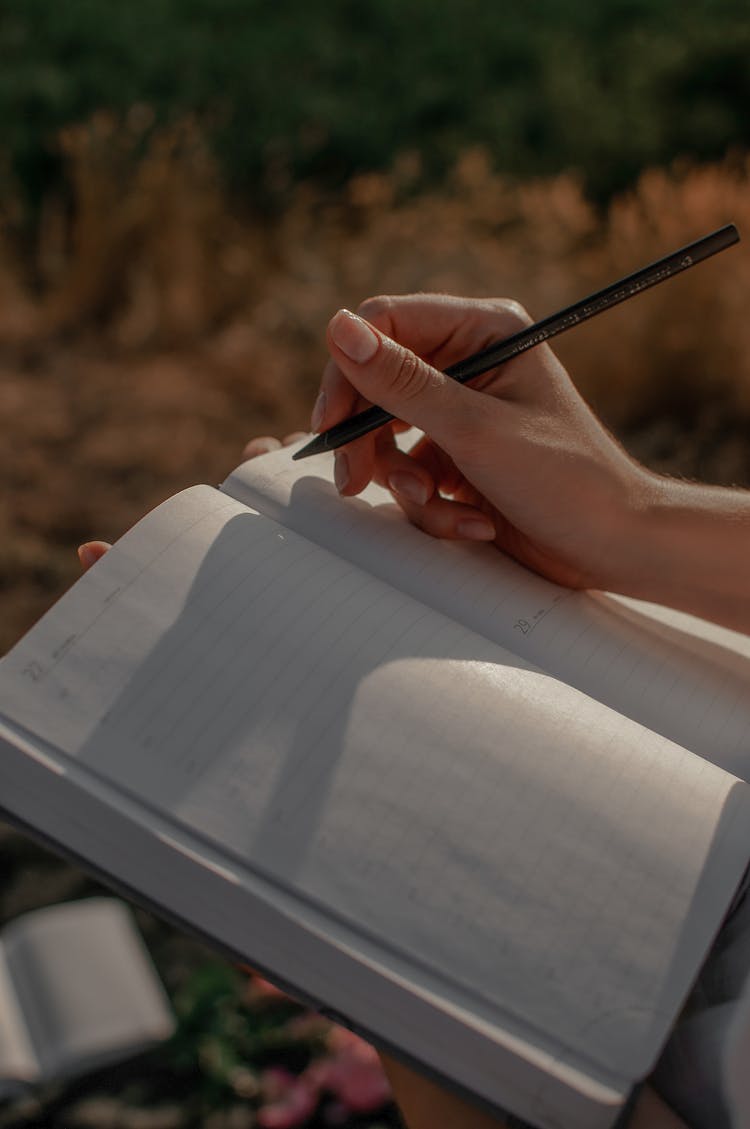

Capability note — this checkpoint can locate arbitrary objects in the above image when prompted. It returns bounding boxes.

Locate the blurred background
[1,0,750,1125]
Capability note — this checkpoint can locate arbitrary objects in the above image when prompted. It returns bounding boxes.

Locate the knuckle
[492,298,533,334]
[357,294,394,327]
[396,496,431,536]
[389,347,435,402]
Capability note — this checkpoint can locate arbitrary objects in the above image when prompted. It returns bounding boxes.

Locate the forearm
[616,475,750,634]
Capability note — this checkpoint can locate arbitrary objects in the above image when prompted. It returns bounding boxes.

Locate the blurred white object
[0,897,174,1099]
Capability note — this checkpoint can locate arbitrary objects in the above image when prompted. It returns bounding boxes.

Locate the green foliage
[1,0,749,213]
[167,961,318,1100]
[159,962,401,1125]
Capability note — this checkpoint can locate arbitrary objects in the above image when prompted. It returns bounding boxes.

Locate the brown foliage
[1,123,750,650]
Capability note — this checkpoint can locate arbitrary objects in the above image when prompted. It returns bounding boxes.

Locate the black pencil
[293,223,740,461]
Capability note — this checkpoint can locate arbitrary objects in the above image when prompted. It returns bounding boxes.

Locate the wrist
[612,472,750,632]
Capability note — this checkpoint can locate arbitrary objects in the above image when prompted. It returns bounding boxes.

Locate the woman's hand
[316,294,750,629]
[315,295,653,592]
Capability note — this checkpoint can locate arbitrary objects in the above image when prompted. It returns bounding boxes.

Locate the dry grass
[2,120,750,651]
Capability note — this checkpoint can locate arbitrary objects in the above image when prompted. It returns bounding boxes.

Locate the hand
[314,296,653,592]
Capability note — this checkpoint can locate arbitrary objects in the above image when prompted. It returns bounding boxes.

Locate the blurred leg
[378,1053,688,1129]
[629,1086,690,1128]
[377,1051,509,1129]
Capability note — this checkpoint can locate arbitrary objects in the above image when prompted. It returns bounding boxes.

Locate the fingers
[78,541,111,572]
[370,439,436,506]
[242,436,282,459]
[314,295,535,499]
[404,435,465,497]
[390,489,496,542]
[241,432,307,461]
[312,359,361,435]
[339,430,495,541]
[355,293,532,373]
[367,434,493,540]
[313,356,383,491]
[325,308,494,463]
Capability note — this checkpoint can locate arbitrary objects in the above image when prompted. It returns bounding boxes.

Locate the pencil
[293,223,740,461]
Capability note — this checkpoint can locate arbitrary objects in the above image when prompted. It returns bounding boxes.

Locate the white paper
[1,486,748,1083]
[224,441,750,777]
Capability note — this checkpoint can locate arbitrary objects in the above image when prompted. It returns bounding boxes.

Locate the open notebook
[1,436,749,1129]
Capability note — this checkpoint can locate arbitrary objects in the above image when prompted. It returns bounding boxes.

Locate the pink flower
[253,1014,392,1125]
[256,1066,319,1129]
[305,1030,392,1114]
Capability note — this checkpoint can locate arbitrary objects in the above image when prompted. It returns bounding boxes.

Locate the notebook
[1,435,749,1128]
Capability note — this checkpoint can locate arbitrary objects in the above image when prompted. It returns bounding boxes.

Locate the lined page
[1,485,749,1083]
[224,440,750,777]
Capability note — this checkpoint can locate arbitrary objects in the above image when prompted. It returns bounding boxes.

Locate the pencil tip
[292,435,327,460]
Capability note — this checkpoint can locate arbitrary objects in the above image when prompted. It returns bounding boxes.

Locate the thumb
[326,309,483,453]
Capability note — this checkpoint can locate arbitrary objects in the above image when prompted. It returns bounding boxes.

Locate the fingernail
[310,390,327,432]
[78,544,98,569]
[457,518,495,541]
[329,309,379,363]
[334,451,349,492]
[388,472,429,506]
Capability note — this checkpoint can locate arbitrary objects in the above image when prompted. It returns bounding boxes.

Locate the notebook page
[1,484,749,1083]
[223,440,750,777]
[0,945,37,1082]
